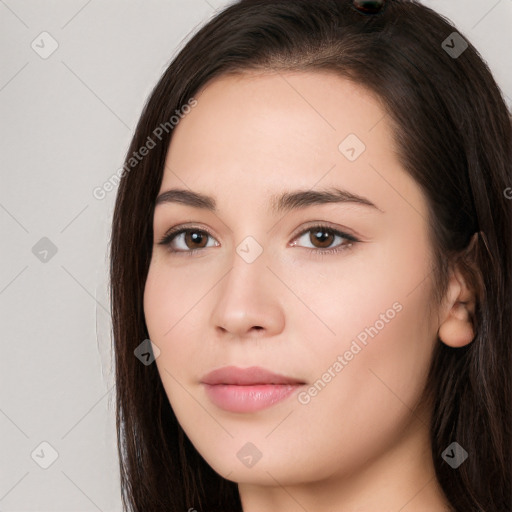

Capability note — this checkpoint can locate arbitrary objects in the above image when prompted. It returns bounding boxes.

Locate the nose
[210,249,285,340]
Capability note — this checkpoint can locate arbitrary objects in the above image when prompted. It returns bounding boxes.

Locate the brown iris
[309,228,335,249]
[185,230,209,249]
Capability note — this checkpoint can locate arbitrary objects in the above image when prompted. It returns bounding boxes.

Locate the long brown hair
[110,1,512,510]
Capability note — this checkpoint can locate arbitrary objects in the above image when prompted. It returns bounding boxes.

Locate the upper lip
[201,366,305,386]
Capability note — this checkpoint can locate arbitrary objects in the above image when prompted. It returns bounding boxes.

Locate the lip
[201,366,305,413]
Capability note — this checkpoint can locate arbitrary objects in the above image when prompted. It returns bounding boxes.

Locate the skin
[143,70,475,512]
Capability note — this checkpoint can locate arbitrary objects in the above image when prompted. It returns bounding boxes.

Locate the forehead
[159,70,426,222]
[168,70,388,160]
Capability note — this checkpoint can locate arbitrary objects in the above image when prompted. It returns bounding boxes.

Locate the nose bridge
[210,237,284,337]
[223,237,269,306]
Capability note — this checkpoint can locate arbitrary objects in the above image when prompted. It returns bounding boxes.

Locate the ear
[437,237,479,348]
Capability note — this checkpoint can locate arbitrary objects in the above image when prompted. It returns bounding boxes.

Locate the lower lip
[203,383,301,413]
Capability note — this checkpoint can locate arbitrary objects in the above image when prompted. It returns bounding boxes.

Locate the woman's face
[144,71,441,488]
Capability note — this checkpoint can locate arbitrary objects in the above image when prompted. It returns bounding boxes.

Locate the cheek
[260,243,438,473]
[143,265,171,346]
[143,258,203,343]
[143,264,183,379]
[259,289,437,482]
[326,290,435,419]
[143,259,217,382]
[317,238,437,419]
[306,267,436,449]
[143,263,205,425]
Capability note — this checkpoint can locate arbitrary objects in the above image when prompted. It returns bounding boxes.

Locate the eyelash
[157,224,359,258]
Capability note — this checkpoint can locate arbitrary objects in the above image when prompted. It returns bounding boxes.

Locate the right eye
[158,227,220,255]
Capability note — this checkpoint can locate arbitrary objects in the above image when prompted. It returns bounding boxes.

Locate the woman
[110,0,512,510]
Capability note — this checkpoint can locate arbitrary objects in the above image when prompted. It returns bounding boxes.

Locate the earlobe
[437,268,477,348]
[438,302,475,347]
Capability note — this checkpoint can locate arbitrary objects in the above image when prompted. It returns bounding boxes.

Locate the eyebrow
[154,187,382,214]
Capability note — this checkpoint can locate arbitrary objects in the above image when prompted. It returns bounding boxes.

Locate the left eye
[291,226,357,251]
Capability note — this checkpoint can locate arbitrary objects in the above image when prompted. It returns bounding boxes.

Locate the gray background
[1,1,511,510]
